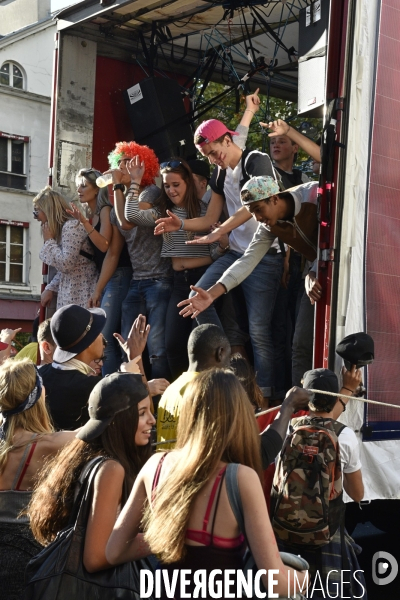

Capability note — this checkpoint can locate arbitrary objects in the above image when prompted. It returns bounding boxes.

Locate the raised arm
[185,204,252,245]
[261,119,321,163]
[89,224,125,307]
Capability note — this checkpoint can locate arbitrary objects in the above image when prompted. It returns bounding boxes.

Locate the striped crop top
[124,193,225,261]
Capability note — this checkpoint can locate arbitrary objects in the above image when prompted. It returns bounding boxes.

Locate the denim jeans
[165,266,209,381]
[121,277,173,380]
[292,289,315,387]
[272,251,303,398]
[191,251,283,396]
[101,266,132,376]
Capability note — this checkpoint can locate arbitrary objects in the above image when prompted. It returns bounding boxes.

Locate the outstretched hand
[154,210,181,235]
[114,314,150,360]
[177,286,213,319]
[185,228,223,246]
[260,119,291,137]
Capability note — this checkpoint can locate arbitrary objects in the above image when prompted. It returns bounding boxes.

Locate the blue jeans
[191,250,283,396]
[121,277,173,380]
[101,266,132,376]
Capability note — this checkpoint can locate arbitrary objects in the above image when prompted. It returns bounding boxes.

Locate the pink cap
[194,119,239,148]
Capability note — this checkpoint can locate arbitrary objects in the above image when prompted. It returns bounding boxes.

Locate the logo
[372,551,398,586]
[127,83,143,105]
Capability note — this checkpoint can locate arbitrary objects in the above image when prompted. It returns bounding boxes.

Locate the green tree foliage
[194,81,322,171]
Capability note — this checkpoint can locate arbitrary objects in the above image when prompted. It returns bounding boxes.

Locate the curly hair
[108,141,159,187]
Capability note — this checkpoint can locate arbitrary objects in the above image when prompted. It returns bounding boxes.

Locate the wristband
[218,243,230,251]
[343,386,355,394]
[245,109,255,115]
[87,226,95,236]
[179,219,185,231]
[113,183,125,192]
[338,398,347,412]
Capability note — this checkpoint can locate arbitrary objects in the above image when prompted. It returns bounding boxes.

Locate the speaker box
[124,77,196,162]
[297,0,330,117]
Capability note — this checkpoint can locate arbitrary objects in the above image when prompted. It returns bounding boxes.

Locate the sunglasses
[33,209,40,218]
[94,355,105,366]
[160,160,184,170]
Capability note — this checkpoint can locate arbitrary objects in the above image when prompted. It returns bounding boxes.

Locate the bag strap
[70,456,107,529]
[225,463,245,535]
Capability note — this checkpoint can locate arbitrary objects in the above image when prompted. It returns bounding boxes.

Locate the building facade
[0,1,55,330]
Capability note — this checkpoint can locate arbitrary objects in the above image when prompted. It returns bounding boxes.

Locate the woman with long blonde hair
[106,369,308,598]
[0,358,77,599]
[34,186,98,309]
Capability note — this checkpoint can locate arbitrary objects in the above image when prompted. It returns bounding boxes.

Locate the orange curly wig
[108,141,160,188]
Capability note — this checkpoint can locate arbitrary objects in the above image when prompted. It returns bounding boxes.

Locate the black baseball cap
[303,368,339,409]
[51,304,106,364]
[186,159,210,181]
[76,372,149,442]
[336,332,374,370]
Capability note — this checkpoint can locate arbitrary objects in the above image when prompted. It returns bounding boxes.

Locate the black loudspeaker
[297,0,330,117]
[123,77,196,162]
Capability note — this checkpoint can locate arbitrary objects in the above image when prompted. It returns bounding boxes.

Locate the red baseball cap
[194,119,239,148]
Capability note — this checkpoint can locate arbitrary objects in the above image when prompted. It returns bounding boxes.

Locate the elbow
[350,487,364,503]
[83,556,108,573]
[121,221,134,231]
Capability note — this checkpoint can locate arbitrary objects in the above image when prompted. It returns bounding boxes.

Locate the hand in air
[177,286,213,319]
[260,118,291,137]
[127,155,145,184]
[342,365,362,394]
[245,88,261,113]
[0,327,21,345]
[154,210,181,235]
[114,314,150,361]
[284,386,312,412]
[66,203,85,224]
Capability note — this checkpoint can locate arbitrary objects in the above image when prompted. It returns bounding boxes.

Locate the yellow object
[156,371,198,450]
[14,342,38,364]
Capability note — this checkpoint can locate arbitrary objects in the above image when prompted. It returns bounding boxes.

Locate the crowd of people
[0,89,369,599]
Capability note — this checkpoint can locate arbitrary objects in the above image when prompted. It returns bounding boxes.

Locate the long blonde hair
[33,186,74,243]
[0,359,53,474]
[143,368,262,563]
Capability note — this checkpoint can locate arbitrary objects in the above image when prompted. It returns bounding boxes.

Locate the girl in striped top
[125,157,229,379]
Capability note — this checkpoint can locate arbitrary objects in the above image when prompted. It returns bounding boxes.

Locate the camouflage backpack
[270,416,346,547]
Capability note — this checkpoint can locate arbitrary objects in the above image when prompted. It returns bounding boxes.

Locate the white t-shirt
[224,162,281,254]
[338,426,362,474]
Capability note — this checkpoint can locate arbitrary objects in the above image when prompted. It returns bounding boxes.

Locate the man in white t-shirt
[302,368,364,500]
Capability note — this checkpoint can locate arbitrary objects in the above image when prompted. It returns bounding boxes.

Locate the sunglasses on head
[160,160,184,170]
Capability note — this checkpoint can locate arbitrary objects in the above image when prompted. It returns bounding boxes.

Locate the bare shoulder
[94,459,125,488]
[237,464,264,503]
